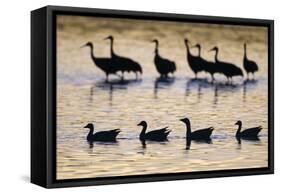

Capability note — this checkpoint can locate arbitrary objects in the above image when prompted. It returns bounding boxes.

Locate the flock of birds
[84,118,262,147]
[81,36,262,148]
[82,36,259,83]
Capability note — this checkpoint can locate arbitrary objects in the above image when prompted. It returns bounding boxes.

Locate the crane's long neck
[154,42,159,56]
[214,49,219,62]
[198,46,201,57]
[109,39,114,57]
[244,44,247,60]
[236,123,242,136]
[184,121,192,139]
[88,45,96,62]
[185,42,190,56]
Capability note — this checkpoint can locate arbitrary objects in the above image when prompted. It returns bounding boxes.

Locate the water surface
[56,15,268,180]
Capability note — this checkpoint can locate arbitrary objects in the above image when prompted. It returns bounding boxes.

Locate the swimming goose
[84,123,121,142]
[180,118,214,140]
[235,120,262,139]
[138,121,171,141]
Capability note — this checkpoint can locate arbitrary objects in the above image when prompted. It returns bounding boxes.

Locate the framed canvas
[31,5,274,188]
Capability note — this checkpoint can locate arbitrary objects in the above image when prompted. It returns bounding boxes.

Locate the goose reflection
[186,139,191,150]
[140,140,147,149]
[185,139,213,150]
[87,140,120,149]
[236,136,261,145]
[154,77,175,99]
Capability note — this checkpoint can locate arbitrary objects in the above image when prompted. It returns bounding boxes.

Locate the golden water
[56,15,268,180]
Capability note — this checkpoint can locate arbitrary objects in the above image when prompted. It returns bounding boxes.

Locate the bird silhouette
[180,117,214,141]
[84,123,121,142]
[82,42,120,82]
[235,120,262,139]
[137,121,171,141]
[243,43,259,80]
[184,38,205,79]
[104,36,142,80]
[209,46,243,84]
[151,39,176,78]
[192,43,218,82]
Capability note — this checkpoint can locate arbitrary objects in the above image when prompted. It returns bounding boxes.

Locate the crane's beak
[234,121,239,125]
[208,48,214,52]
[104,36,110,40]
[80,44,86,48]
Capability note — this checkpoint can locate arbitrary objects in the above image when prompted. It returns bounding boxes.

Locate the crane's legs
[105,74,109,83]
[211,74,215,84]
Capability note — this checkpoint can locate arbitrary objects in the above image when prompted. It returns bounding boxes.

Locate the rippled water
[56,15,268,180]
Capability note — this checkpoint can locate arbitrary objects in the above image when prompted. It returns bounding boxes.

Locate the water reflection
[236,136,261,145]
[90,79,142,104]
[243,79,258,102]
[185,78,210,102]
[139,139,170,150]
[56,15,268,180]
[185,139,213,150]
[154,77,175,99]
[88,140,119,149]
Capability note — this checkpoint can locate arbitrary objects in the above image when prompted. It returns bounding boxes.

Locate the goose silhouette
[152,39,176,78]
[138,121,171,141]
[84,123,121,142]
[180,118,214,140]
[81,42,120,82]
[192,43,218,82]
[243,43,259,80]
[184,38,205,79]
[235,120,262,139]
[104,36,142,80]
[209,46,243,83]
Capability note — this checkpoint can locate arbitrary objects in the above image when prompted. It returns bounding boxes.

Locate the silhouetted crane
[104,36,142,80]
[82,42,120,82]
[184,38,205,79]
[192,43,218,82]
[151,39,176,78]
[209,46,243,83]
[243,43,259,80]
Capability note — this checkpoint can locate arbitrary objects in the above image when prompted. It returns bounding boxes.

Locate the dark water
[56,15,268,179]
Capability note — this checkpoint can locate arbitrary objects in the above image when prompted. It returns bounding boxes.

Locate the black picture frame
[31,5,274,188]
